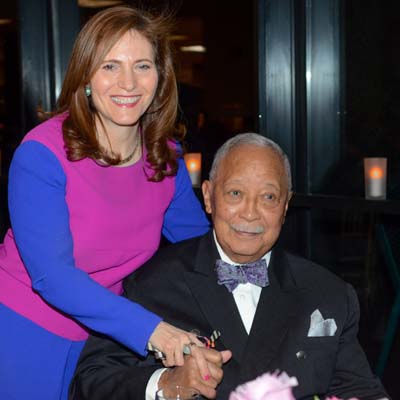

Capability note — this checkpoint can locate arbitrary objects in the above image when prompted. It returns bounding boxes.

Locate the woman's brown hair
[53,5,182,181]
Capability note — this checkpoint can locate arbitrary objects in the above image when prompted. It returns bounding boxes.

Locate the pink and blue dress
[0,115,210,399]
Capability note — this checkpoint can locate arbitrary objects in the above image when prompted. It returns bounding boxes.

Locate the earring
[85,85,91,97]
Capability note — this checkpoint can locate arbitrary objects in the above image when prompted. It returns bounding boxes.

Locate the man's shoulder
[155,233,207,263]
[129,233,209,280]
[280,249,349,291]
[274,249,357,318]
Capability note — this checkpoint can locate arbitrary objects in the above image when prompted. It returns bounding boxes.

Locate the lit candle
[364,158,387,200]
[184,153,202,187]
[368,167,383,197]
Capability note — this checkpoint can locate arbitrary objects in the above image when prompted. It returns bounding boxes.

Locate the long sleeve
[8,141,161,355]
[70,327,161,400]
[162,157,210,243]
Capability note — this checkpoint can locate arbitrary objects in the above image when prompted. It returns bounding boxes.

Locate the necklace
[116,135,141,166]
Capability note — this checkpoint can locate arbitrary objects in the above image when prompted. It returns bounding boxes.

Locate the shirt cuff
[145,368,168,400]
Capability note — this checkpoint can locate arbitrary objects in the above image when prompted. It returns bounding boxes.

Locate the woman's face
[89,29,159,134]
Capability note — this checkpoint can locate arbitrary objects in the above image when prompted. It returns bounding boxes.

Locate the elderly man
[70,133,388,400]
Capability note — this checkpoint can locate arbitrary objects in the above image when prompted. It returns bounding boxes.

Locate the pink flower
[326,397,359,400]
[229,371,298,400]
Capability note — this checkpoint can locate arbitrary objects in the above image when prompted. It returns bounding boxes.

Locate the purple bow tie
[215,259,269,292]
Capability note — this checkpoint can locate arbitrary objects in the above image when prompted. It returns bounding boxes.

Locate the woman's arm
[162,157,210,243]
[9,141,161,355]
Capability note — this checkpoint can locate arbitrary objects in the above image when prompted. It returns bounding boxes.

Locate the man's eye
[263,193,280,206]
[229,190,241,197]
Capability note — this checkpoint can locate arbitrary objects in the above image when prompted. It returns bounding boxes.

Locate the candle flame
[184,153,202,172]
[189,161,199,171]
[369,167,383,179]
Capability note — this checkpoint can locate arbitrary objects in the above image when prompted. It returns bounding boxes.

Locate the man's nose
[240,197,260,221]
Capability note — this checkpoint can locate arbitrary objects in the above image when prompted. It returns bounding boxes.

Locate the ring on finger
[183,342,196,355]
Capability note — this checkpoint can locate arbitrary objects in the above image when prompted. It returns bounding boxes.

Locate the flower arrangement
[322,396,358,400]
[229,371,298,400]
[228,371,359,400]
[322,397,359,400]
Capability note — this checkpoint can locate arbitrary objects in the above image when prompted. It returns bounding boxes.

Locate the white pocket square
[307,309,337,337]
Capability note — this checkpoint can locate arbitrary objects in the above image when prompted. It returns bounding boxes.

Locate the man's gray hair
[209,132,292,191]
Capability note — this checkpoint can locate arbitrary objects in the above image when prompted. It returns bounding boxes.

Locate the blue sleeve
[162,157,210,243]
[8,141,161,355]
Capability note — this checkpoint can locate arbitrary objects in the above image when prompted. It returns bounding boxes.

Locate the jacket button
[296,350,307,359]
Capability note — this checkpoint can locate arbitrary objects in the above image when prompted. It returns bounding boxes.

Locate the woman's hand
[148,321,210,378]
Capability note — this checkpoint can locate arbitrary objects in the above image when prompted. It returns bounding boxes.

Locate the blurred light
[78,0,123,7]
[0,19,13,25]
[370,167,383,179]
[180,45,206,53]
[306,70,312,82]
[169,34,189,41]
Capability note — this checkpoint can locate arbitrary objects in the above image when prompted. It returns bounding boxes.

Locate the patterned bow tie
[215,258,269,292]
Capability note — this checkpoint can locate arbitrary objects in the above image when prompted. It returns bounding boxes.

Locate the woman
[0,6,210,400]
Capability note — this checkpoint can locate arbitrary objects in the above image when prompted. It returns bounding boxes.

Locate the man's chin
[226,247,266,264]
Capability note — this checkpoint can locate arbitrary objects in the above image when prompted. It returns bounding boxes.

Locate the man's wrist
[145,368,168,400]
[158,368,172,390]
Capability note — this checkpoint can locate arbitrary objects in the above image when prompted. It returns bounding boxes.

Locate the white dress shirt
[213,231,271,334]
[145,232,271,399]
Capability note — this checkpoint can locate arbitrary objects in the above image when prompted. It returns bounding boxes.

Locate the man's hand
[158,347,232,399]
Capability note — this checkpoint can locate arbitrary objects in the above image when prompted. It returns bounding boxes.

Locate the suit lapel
[240,248,303,381]
[183,232,249,361]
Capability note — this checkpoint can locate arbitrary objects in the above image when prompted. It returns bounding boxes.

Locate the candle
[364,158,387,200]
[368,167,383,197]
[184,153,202,187]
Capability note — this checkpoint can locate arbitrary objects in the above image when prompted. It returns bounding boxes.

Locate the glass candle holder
[363,157,387,200]
[184,153,202,187]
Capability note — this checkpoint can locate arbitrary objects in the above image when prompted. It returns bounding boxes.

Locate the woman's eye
[102,63,117,71]
[136,63,152,70]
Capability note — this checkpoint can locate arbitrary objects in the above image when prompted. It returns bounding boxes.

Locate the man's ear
[282,191,293,224]
[285,191,293,214]
[202,180,213,214]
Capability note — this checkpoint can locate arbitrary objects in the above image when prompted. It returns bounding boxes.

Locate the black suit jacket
[70,232,388,400]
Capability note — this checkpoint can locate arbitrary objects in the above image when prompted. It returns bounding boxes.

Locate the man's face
[202,144,292,264]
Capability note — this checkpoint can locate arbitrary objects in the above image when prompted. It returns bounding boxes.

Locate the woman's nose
[118,69,135,91]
